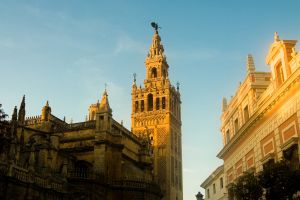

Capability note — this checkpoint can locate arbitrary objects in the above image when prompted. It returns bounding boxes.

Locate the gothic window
[162,97,166,109]
[151,67,157,78]
[156,98,160,110]
[147,94,153,111]
[135,101,139,113]
[141,100,144,112]
[163,69,166,77]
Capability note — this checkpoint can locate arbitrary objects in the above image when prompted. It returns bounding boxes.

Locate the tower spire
[246,54,256,73]
[99,89,112,113]
[147,22,165,59]
[18,95,25,125]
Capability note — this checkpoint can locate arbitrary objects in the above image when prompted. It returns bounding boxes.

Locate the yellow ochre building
[131,27,183,200]
[202,32,300,200]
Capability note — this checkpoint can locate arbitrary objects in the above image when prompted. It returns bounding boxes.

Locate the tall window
[226,130,230,144]
[220,177,223,189]
[135,101,139,113]
[141,100,144,112]
[151,67,157,78]
[156,98,160,110]
[244,105,249,122]
[147,94,153,111]
[162,97,166,109]
[207,189,210,199]
[234,118,239,133]
[213,183,216,194]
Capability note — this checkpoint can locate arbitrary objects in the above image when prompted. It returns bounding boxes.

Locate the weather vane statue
[151,22,161,33]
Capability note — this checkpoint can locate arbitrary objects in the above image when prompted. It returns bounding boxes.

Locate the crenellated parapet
[25,115,41,125]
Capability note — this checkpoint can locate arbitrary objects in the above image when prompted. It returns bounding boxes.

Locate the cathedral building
[206,32,300,199]
[131,27,183,200]
[0,25,182,200]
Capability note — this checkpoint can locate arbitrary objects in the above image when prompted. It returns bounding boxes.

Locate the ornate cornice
[218,67,300,159]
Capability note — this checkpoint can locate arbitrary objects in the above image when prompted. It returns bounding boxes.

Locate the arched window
[148,94,153,111]
[151,67,157,78]
[162,97,166,109]
[156,98,160,110]
[135,101,139,113]
[141,100,144,112]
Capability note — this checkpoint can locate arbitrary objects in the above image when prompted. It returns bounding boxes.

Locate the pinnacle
[247,54,255,73]
[99,89,111,113]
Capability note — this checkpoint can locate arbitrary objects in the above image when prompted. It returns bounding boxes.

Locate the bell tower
[131,23,183,200]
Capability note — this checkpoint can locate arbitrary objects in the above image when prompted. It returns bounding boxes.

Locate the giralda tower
[131,24,183,200]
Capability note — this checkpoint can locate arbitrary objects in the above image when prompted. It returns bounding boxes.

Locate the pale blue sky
[1,1,300,199]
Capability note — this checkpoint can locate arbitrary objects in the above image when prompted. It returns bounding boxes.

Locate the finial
[151,22,161,33]
[176,81,180,91]
[46,100,49,107]
[222,97,228,112]
[104,83,108,93]
[133,73,137,83]
[274,32,280,42]
[247,54,255,73]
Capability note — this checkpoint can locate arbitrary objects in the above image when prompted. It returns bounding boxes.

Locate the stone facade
[0,25,183,200]
[217,33,300,198]
[0,91,162,200]
[131,28,183,200]
[201,165,226,200]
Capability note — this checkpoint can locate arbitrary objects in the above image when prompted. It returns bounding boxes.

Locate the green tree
[258,160,300,200]
[232,171,263,200]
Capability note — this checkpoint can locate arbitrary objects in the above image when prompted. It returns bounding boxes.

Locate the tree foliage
[232,160,300,200]
[232,171,263,200]
[258,160,300,200]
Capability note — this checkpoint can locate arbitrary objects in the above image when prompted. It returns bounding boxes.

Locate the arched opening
[147,94,153,111]
[74,160,92,179]
[151,67,157,78]
[162,97,166,109]
[135,101,139,113]
[141,100,144,112]
[156,98,160,110]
